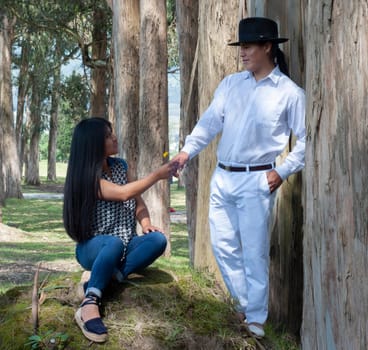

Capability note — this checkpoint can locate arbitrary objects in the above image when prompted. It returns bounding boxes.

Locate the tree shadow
[103,267,174,300]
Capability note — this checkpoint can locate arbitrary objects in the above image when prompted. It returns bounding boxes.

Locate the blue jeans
[76,232,167,298]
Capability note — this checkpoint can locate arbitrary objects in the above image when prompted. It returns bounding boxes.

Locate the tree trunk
[176,0,199,265]
[0,99,4,206]
[25,77,41,186]
[0,11,22,199]
[15,36,30,171]
[113,0,140,178]
[302,2,368,349]
[89,7,108,118]
[107,46,114,124]
[47,46,61,182]
[194,1,241,279]
[138,0,170,254]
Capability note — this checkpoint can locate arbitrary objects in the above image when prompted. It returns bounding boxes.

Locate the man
[172,17,305,338]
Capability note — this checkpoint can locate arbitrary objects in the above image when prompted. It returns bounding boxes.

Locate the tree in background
[193,0,240,279]
[5,0,112,181]
[47,38,62,181]
[56,72,90,162]
[88,3,111,118]
[113,0,140,178]
[13,34,30,172]
[0,8,22,202]
[176,0,198,264]
[138,0,170,253]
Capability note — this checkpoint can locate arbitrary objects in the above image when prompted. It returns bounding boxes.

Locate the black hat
[228,17,288,46]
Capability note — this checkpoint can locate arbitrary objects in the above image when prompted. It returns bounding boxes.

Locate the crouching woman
[63,117,177,343]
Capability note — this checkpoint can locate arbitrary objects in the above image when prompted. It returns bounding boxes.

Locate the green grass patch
[3,198,65,235]
[170,182,186,211]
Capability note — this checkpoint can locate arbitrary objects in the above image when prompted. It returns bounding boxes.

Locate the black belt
[218,162,275,172]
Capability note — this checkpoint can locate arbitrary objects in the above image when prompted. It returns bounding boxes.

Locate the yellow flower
[163,151,169,158]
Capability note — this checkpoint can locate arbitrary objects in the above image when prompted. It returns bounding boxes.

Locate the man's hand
[266,170,283,193]
[170,151,189,177]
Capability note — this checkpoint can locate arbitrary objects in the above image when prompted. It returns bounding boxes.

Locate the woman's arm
[135,195,162,233]
[98,161,176,202]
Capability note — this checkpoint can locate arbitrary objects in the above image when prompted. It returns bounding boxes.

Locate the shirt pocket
[253,97,285,128]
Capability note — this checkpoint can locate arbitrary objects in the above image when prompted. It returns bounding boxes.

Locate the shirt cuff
[274,164,291,181]
[180,144,196,160]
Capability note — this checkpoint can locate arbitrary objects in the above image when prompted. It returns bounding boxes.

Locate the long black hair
[271,43,289,77]
[63,117,112,242]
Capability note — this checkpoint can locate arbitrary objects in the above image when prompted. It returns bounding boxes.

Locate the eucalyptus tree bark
[138,0,170,254]
[15,36,30,170]
[25,75,42,186]
[89,7,108,118]
[113,0,140,178]
[47,43,61,182]
[302,1,368,349]
[0,123,4,206]
[194,1,240,277]
[176,0,199,265]
[0,11,22,199]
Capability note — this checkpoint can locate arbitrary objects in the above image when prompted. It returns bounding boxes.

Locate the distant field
[38,160,68,179]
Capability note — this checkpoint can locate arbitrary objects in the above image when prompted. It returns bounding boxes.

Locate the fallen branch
[31,262,42,334]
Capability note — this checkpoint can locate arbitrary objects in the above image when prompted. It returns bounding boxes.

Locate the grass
[0,162,300,349]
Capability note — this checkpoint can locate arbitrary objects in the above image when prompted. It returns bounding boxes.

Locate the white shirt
[181,66,305,180]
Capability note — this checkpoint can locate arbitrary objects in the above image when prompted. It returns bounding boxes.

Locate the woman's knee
[106,235,125,253]
[149,231,167,252]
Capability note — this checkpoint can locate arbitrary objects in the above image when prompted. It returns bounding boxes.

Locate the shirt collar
[244,65,282,85]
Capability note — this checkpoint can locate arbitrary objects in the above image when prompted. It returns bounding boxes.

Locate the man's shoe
[247,323,265,338]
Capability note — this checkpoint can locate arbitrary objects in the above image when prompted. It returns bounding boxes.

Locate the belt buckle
[224,165,232,171]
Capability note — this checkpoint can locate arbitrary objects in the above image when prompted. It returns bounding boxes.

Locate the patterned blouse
[91,157,137,248]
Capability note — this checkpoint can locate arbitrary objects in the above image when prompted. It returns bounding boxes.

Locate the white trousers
[209,166,276,324]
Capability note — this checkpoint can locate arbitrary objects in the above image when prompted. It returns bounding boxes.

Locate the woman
[172,17,305,338]
[63,117,177,343]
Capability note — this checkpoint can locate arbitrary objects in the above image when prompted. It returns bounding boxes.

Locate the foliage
[7,0,112,169]
[166,0,176,26]
[167,0,179,69]
[25,330,69,350]
[36,71,90,163]
[7,0,178,171]
[56,72,90,162]
[167,19,179,69]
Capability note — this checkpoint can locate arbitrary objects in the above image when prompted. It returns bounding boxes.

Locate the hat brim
[228,37,288,46]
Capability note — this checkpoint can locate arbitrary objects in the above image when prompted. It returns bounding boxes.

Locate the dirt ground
[0,222,81,287]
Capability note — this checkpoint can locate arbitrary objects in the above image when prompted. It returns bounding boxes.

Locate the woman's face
[104,127,118,157]
[240,42,272,73]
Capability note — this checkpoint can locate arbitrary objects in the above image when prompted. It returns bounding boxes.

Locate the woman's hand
[154,161,179,180]
[141,224,163,234]
[170,151,189,177]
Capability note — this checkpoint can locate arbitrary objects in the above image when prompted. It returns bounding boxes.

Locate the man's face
[240,42,271,72]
